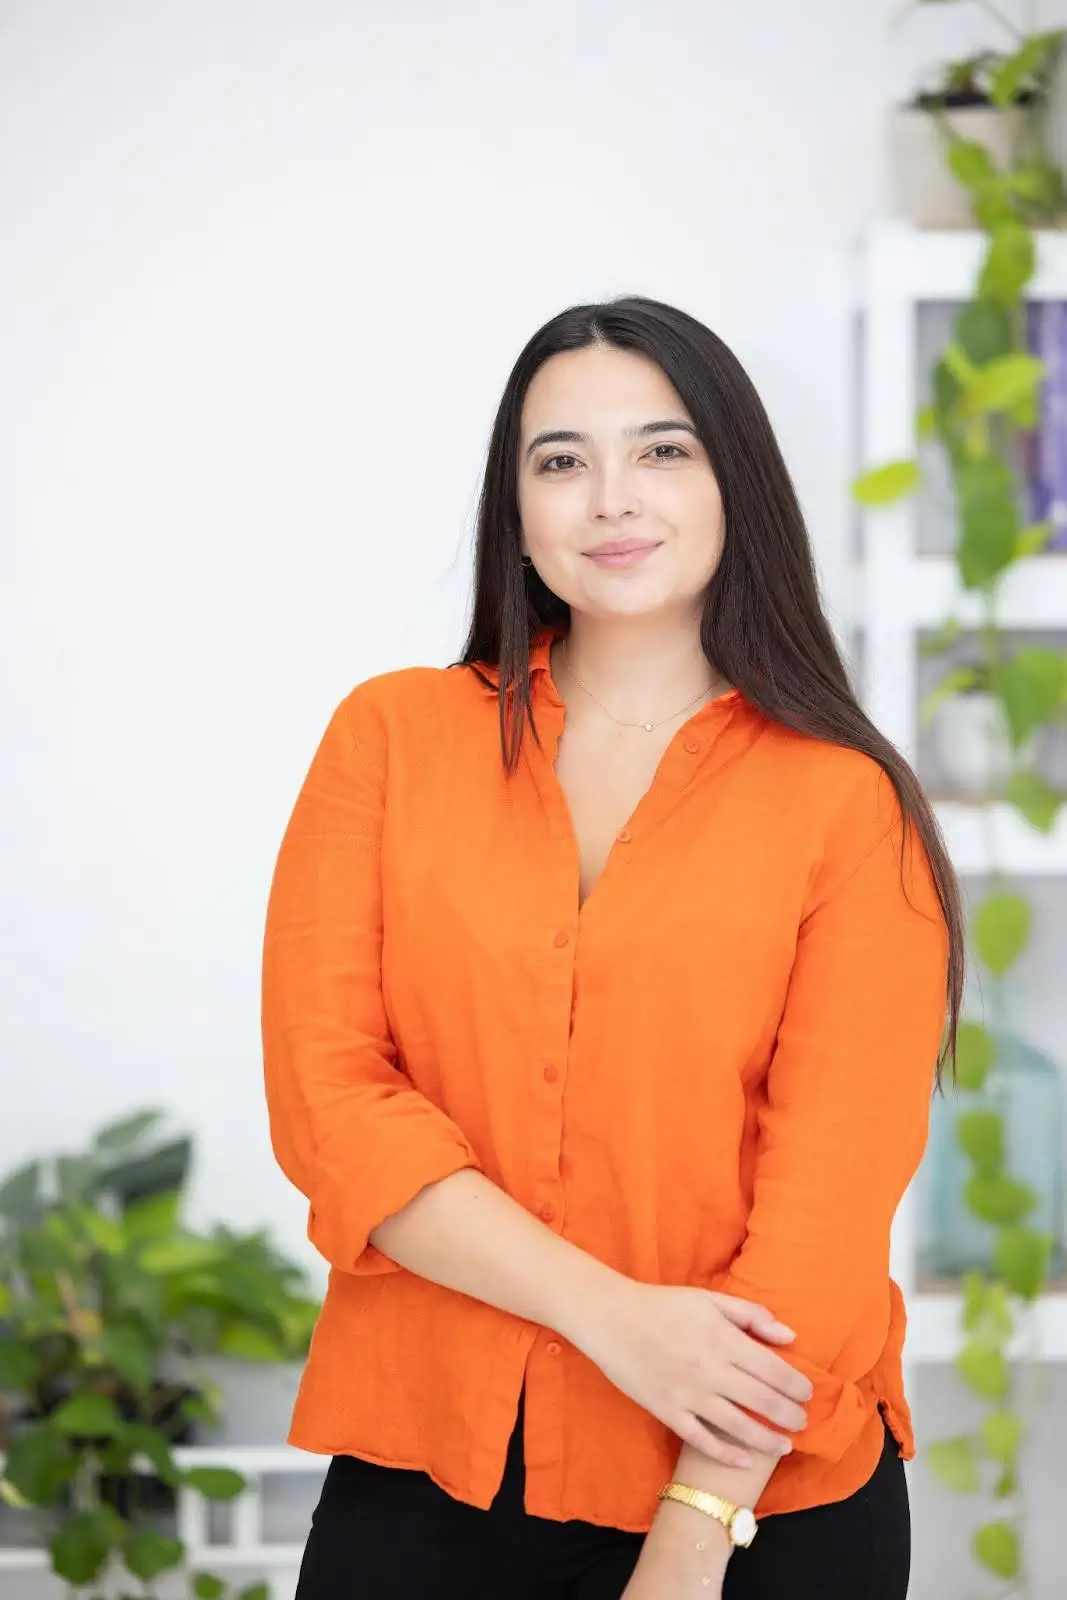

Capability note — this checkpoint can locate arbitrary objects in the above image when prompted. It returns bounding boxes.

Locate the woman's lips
[584,543,661,569]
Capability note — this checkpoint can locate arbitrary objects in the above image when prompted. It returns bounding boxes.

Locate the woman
[261,295,963,1600]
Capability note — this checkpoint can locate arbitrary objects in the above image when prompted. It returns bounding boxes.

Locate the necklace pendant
[643,721,654,732]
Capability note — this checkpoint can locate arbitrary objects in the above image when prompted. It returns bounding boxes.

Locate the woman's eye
[539,443,686,473]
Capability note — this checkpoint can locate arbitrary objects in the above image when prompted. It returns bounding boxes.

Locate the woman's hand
[566,1278,813,1467]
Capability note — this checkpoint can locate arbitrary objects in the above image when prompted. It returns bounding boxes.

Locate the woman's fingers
[697,1394,796,1458]
[728,1326,815,1407]
[709,1293,796,1343]
[723,1367,809,1434]
[675,1412,755,1470]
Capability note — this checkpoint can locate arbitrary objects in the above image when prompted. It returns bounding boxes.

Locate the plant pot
[931,690,1035,798]
[891,105,1029,228]
[192,1358,304,1447]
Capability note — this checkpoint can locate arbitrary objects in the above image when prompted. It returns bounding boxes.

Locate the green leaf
[961,1273,1014,1343]
[957,1338,1009,1399]
[956,1108,1004,1173]
[954,1021,995,1091]
[192,1576,228,1600]
[998,649,1067,747]
[93,1109,165,1151]
[990,32,1062,109]
[918,617,961,659]
[0,1477,33,1509]
[966,1173,1038,1225]
[50,1391,125,1439]
[0,1161,42,1226]
[1004,769,1062,832]
[973,1520,1020,1579]
[237,1584,271,1600]
[98,1325,155,1389]
[973,891,1031,975]
[980,222,1036,305]
[919,666,984,730]
[1015,519,1054,559]
[993,1463,1018,1497]
[916,403,938,442]
[182,1465,247,1501]
[980,1410,1023,1464]
[955,454,1019,588]
[955,300,1014,367]
[3,1426,76,1504]
[122,1189,181,1245]
[217,1322,287,1362]
[178,1389,222,1427]
[994,1226,1053,1299]
[55,1156,97,1207]
[0,1339,41,1389]
[947,139,996,189]
[927,1435,980,1492]
[118,1422,180,1486]
[961,354,1044,417]
[79,1208,126,1255]
[51,1506,125,1585]
[943,340,979,387]
[122,1527,183,1582]
[852,459,921,506]
[139,1235,227,1275]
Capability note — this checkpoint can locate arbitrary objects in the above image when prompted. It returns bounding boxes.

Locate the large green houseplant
[857,6,1067,1592]
[0,1110,319,1597]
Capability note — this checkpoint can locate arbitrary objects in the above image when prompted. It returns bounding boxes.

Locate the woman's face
[515,344,725,623]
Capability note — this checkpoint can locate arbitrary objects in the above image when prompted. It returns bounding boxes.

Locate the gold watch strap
[658,1482,758,1547]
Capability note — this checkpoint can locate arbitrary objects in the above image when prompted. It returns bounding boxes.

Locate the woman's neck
[550,619,729,728]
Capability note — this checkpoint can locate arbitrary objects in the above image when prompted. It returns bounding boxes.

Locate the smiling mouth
[584,543,662,567]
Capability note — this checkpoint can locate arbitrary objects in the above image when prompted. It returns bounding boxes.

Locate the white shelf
[906,1292,1067,1363]
[856,222,1067,303]
[908,554,1067,630]
[860,224,1067,1372]
[934,801,1067,876]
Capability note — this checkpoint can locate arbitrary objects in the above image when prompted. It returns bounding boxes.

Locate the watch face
[731,1508,757,1547]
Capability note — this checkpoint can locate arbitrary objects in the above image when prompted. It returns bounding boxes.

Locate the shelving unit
[854,222,1067,1378]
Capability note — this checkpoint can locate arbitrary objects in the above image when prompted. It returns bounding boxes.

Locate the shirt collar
[470,624,567,698]
[470,625,745,728]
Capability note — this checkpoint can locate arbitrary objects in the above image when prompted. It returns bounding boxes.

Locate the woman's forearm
[368,1166,625,1346]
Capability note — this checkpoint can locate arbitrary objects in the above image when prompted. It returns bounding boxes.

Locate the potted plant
[892,7,1065,229]
[920,643,1038,797]
[0,1110,318,1595]
[857,12,1067,1587]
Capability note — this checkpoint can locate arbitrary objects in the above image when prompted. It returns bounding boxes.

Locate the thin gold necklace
[559,640,721,733]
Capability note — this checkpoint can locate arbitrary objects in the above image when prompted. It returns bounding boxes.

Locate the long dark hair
[453,294,963,1089]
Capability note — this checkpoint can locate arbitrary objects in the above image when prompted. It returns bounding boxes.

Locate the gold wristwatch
[658,1482,758,1548]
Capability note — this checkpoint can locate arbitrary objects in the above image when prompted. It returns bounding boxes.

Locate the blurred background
[3,2,1067,1596]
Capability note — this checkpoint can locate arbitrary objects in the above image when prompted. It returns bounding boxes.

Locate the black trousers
[295,1393,911,1599]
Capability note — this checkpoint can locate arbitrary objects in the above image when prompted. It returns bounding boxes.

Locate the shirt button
[684,739,700,754]
[553,930,570,948]
[546,1340,563,1357]
[543,1065,558,1083]
[615,827,632,843]
[538,1202,556,1223]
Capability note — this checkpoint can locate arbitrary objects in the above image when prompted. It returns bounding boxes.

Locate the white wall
[3,2,1066,1591]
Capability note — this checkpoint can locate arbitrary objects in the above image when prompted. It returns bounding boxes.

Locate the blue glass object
[920,1002,1066,1283]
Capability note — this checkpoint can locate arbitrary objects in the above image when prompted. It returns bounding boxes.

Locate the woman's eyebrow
[524,418,698,459]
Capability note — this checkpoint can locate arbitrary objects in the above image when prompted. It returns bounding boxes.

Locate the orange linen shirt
[261,623,949,1532]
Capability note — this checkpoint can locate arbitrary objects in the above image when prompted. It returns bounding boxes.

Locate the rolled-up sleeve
[261,685,482,1276]
[710,763,949,1462]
